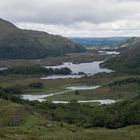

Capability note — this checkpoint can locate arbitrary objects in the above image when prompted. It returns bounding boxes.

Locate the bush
[29,82,44,89]
[31,96,140,129]
[0,85,22,94]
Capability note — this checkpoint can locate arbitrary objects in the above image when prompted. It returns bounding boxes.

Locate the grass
[45,78,140,101]
[0,73,139,101]
[0,124,140,140]
[0,73,140,139]
[0,99,140,140]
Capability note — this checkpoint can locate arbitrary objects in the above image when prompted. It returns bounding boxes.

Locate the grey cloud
[0,0,140,25]
[0,0,140,36]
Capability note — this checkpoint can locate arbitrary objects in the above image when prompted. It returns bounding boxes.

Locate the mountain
[101,37,140,74]
[0,18,85,59]
[70,37,128,48]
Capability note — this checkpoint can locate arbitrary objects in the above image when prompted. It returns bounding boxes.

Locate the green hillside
[0,18,85,59]
[102,37,140,74]
[0,94,140,139]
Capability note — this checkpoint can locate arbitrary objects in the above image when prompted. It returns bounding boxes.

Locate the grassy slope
[0,73,140,140]
[0,18,85,59]
[102,37,140,74]
[0,99,140,140]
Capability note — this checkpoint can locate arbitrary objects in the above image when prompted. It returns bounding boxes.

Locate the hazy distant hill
[0,18,85,59]
[102,37,140,74]
[70,37,128,48]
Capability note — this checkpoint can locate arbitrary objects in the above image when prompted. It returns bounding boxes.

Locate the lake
[52,99,117,105]
[41,61,112,79]
[66,86,100,90]
[0,67,8,71]
[98,51,120,55]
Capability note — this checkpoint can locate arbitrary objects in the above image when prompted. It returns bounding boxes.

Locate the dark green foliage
[29,82,44,89]
[74,91,79,95]
[0,93,24,104]
[0,89,140,129]
[0,85,24,103]
[108,77,140,87]
[0,85,22,94]
[0,65,72,75]
[29,96,140,129]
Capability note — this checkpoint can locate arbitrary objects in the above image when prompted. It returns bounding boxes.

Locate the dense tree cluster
[0,66,72,75]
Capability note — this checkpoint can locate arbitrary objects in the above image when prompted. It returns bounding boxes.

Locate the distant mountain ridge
[0,18,85,59]
[70,37,128,48]
[102,37,140,74]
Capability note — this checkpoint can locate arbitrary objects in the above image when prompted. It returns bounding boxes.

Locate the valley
[0,53,140,139]
[0,19,140,140]
[0,0,140,138]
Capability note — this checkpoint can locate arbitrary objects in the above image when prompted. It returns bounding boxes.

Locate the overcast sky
[0,0,140,37]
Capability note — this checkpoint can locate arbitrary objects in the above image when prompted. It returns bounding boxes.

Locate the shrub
[29,82,44,89]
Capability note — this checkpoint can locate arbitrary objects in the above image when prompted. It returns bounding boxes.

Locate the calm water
[52,100,116,105]
[98,51,120,55]
[22,94,116,105]
[41,74,83,80]
[42,61,112,79]
[66,86,100,90]
[0,67,8,71]
[21,85,117,105]
[22,86,100,102]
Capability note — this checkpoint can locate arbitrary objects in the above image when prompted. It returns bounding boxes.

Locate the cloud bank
[0,0,140,37]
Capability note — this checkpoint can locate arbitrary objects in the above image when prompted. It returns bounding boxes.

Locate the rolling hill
[101,37,140,74]
[0,18,85,59]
